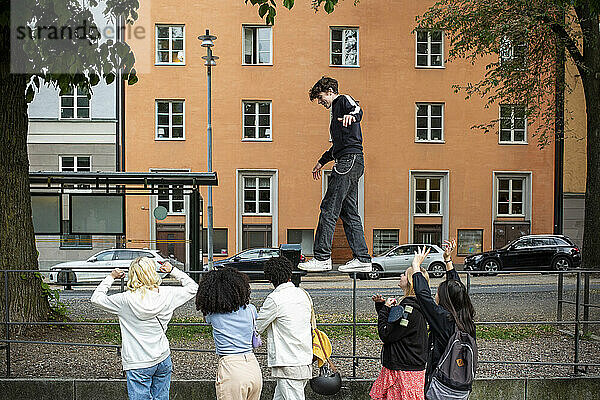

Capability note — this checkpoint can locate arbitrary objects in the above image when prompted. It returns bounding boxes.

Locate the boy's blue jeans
[125,356,172,400]
[314,154,371,263]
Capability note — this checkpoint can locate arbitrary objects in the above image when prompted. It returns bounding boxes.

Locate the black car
[463,234,581,274]
[205,244,307,286]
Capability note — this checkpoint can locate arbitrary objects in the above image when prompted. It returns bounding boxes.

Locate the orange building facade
[124,0,555,265]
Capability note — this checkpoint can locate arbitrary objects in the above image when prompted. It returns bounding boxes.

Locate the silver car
[357,244,446,279]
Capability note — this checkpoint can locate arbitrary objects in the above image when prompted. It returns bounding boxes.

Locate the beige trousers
[216,353,263,400]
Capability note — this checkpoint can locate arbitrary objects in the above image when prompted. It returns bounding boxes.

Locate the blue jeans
[125,356,172,400]
[314,154,371,263]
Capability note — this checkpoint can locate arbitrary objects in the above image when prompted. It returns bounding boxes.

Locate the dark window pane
[512,179,523,190]
[431,105,442,116]
[417,104,428,116]
[417,117,428,128]
[430,179,440,190]
[499,179,510,190]
[331,54,342,65]
[500,130,511,142]
[512,203,523,214]
[61,108,74,118]
[415,203,427,213]
[259,127,270,138]
[171,127,183,138]
[498,203,509,214]
[431,31,442,42]
[258,103,270,114]
[157,102,169,113]
[258,201,270,213]
[331,29,342,41]
[244,115,256,126]
[258,115,270,126]
[431,129,442,140]
[430,203,440,214]
[417,31,428,42]
[417,55,428,66]
[244,102,255,114]
[332,41,342,53]
[431,55,442,66]
[77,108,89,118]
[244,127,256,138]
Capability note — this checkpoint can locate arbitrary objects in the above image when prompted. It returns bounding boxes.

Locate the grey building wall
[563,193,584,249]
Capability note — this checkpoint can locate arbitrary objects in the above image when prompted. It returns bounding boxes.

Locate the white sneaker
[297,258,332,272]
[338,258,372,272]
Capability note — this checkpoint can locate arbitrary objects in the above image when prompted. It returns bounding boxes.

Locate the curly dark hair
[263,256,293,287]
[195,267,251,315]
[309,76,339,101]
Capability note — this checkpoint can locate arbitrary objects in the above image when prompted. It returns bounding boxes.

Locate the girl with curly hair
[196,267,262,400]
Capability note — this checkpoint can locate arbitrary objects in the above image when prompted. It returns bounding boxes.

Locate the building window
[60,87,90,119]
[287,229,314,256]
[156,25,185,64]
[243,26,272,65]
[330,27,359,66]
[373,229,399,255]
[202,228,228,255]
[243,101,272,140]
[242,224,272,249]
[416,103,444,142]
[243,176,271,214]
[457,229,484,256]
[60,220,92,249]
[156,100,185,140]
[497,177,524,216]
[59,156,91,172]
[157,184,184,214]
[500,36,526,67]
[416,30,443,67]
[499,105,527,143]
[415,177,441,215]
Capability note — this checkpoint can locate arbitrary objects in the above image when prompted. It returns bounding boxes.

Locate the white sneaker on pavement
[297,258,332,272]
[338,258,372,273]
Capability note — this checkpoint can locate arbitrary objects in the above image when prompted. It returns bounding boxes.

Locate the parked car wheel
[428,262,445,278]
[57,269,77,289]
[482,258,500,275]
[367,264,383,280]
[552,256,571,271]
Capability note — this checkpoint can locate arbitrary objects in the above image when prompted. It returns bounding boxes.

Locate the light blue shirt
[205,304,257,355]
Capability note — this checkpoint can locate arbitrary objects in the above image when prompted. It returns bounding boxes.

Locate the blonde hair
[127,257,161,293]
[403,267,430,298]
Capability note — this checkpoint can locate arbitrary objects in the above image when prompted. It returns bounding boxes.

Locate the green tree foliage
[244,0,360,25]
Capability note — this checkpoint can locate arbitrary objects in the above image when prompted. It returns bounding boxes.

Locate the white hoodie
[90,267,198,370]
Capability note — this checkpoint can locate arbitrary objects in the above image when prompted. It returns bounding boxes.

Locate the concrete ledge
[0,377,598,400]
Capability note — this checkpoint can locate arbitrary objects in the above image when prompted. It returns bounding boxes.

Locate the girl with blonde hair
[370,261,431,400]
[91,257,198,400]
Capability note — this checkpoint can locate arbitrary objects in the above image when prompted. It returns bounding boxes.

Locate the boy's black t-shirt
[318,94,364,166]
[375,296,428,371]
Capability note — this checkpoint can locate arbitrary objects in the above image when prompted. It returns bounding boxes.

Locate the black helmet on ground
[309,364,342,396]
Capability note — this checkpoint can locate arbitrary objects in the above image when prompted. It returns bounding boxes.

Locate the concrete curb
[0,377,598,399]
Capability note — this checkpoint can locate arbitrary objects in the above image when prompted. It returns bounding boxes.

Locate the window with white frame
[243,176,271,214]
[497,177,524,216]
[499,105,527,143]
[156,100,184,139]
[60,87,90,119]
[416,103,444,142]
[243,26,272,65]
[243,101,272,140]
[60,156,91,172]
[330,27,359,66]
[157,184,184,214]
[415,177,441,215]
[373,229,399,255]
[416,30,443,67]
[156,25,185,64]
[500,36,526,67]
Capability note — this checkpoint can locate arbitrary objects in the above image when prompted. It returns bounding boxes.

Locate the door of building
[156,224,186,263]
[414,224,442,246]
[493,222,530,249]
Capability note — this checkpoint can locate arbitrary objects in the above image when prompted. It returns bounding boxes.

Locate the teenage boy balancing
[298,76,372,273]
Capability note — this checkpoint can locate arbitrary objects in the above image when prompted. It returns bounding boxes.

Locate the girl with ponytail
[408,240,476,393]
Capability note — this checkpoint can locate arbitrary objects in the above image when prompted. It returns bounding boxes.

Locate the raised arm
[442,239,461,282]
[164,263,199,309]
[90,269,125,314]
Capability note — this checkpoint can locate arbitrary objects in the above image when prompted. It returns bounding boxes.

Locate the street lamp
[198,29,218,271]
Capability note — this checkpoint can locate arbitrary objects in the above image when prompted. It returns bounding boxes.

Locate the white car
[48,248,171,285]
[358,244,447,279]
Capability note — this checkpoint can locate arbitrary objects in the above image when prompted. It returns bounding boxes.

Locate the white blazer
[256,282,313,367]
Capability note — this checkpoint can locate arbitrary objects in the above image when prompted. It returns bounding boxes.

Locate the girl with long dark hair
[196,267,262,400]
[408,240,476,393]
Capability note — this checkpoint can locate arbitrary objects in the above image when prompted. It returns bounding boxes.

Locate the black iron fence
[1,268,599,378]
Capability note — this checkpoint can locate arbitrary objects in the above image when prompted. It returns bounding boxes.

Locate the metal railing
[1,268,599,378]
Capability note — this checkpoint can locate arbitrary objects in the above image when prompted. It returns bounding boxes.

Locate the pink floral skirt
[369,366,425,400]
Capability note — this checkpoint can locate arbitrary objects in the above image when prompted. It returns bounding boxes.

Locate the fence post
[557,273,564,321]
[583,272,590,337]
[466,271,471,295]
[352,272,357,378]
[574,271,581,375]
[4,270,10,377]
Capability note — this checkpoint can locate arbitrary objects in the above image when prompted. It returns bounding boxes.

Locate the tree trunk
[0,44,52,332]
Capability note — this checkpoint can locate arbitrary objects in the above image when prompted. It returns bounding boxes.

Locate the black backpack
[426,327,478,400]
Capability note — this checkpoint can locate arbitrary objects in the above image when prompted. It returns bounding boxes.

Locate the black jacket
[413,269,461,386]
[318,94,364,165]
[375,296,428,371]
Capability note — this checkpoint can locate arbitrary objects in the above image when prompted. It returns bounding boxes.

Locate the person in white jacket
[90,256,198,400]
[256,257,313,400]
